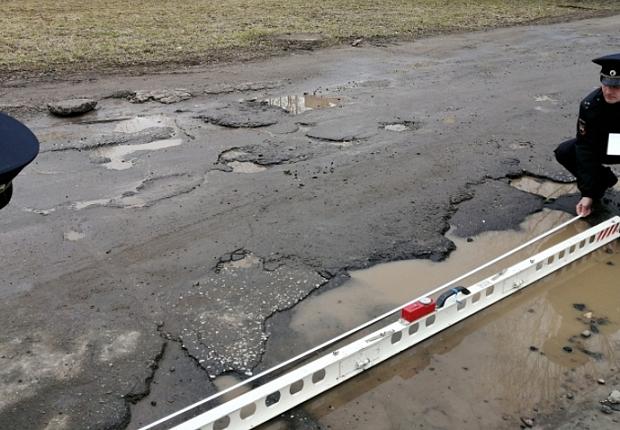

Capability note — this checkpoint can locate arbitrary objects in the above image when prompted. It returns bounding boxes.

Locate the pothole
[114,115,175,133]
[381,120,417,133]
[288,210,579,343]
[264,210,620,430]
[97,138,183,170]
[73,199,111,210]
[510,176,578,199]
[23,207,56,216]
[227,161,267,174]
[263,94,343,115]
[221,254,262,270]
[218,149,268,174]
[384,124,408,132]
[72,173,202,210]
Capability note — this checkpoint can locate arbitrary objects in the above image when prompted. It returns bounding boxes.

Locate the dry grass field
[1,0,618,77]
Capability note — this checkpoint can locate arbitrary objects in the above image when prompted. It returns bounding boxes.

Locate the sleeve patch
[578,118,587,136]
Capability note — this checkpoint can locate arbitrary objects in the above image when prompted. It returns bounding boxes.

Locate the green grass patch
[1,1,618,77]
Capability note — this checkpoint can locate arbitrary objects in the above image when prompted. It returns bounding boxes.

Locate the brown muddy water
[261,209,620,430]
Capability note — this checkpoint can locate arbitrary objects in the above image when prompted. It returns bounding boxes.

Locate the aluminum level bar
[171,216,620,430]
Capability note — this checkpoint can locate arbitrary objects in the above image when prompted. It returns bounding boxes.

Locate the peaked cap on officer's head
[593,53,620,87]
[0,112,39,209]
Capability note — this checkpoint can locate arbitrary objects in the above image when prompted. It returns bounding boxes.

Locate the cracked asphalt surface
[1,15,620,430]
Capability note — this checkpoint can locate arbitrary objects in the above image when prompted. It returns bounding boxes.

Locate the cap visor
[601,77,620,87]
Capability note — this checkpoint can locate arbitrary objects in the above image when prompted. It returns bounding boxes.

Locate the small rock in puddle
[601,404,613,414]
[578,348,604,360]
[520,417,534,428]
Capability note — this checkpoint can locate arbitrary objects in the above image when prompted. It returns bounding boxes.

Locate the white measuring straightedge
[148,216,620,430]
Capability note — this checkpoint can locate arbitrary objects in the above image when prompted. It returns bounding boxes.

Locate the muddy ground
[1,14,620,430]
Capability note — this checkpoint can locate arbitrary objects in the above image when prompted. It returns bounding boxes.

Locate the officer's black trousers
[554,138,618,195]
[554,138,580,178]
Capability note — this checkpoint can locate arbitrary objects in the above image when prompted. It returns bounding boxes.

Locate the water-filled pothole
[97,138,183,170]
[211,374,251,403]
[261,210,620,429]
[114,115,175,133]
[511,176,578,199]
[264,95,343,115]
[384,124,409,132]
[218,149,268,174]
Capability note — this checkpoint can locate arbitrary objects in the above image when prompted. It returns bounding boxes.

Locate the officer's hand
[576,197,593,217]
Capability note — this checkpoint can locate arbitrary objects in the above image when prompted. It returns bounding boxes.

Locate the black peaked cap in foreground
[593,53,620,87]
[0,112,39,208]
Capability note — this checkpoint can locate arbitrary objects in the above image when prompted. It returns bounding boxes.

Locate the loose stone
[608,390,620,404]
[520,417,534,428]
[47,98,97,116]
[581,330,592,338]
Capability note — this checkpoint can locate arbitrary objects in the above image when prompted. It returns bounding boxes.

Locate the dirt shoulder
[1,0,619,82]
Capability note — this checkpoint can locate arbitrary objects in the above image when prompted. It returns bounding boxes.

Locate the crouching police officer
[0,112,39,210]
[555,53,620,217]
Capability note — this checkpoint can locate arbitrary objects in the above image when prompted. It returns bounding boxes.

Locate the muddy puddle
[97,138,183,170]
[264,95,343,115]
[212,374,252,403]
[511,174,620,199]
[511,176,578,199]
[113,114,175,133]
[260,209,620,429]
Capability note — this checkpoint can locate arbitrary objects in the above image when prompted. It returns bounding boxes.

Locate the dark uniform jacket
[575,88,620,199]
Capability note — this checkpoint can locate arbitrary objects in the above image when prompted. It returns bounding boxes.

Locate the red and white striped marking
[596,223,620,241]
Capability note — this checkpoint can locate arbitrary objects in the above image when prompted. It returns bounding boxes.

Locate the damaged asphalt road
[1,15,620,430]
